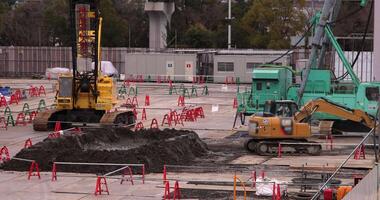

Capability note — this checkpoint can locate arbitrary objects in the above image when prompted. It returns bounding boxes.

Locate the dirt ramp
[2,128,208,173]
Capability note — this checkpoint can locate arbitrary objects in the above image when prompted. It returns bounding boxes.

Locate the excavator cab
[264,100,298,117]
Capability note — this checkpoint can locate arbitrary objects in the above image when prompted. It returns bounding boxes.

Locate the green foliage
[184,23,213,48]
[0,0,309,49]
[43,0,70,46]
[241,0,307,49]
[99,0,129,47]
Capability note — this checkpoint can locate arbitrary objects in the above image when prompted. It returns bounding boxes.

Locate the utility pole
[227,0,232,49]
[374,0,380,81]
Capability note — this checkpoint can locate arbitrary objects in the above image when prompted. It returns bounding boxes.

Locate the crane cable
[266,2,368,66]
[335,0,373,81]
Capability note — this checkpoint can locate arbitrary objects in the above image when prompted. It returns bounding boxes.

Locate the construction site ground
[0,79,375,200]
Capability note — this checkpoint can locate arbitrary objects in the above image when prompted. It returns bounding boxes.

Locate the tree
[241,0,307,49]
[1,1,47,46]
[98,0,129,47]
[183,23,213,48]
[43,0,70,46]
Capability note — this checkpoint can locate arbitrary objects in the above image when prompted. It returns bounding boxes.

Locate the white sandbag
[255,177,288,197]
[45,67,71,79]
[92,61,118,76]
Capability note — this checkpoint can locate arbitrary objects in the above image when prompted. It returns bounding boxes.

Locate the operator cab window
[256,82,262,91]
[365,87,379,101]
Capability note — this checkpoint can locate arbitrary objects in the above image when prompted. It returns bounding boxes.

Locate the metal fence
[0,46,129,77]
[0,46,375,83]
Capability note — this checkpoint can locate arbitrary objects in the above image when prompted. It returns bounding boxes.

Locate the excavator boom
[294,98,375,129]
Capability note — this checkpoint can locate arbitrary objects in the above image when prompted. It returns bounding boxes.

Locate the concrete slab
[263,155,375,169]
[229,155,269,165]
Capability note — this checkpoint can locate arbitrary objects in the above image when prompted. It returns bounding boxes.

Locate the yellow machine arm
[294,98,375,128]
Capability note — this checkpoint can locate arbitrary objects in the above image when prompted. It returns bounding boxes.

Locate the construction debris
[2,128,208,173]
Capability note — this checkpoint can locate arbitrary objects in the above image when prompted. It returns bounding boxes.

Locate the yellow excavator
[33,0,134,131]
[245,98,375,155]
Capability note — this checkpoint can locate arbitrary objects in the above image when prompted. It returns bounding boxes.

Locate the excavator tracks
[33,109,57,131]
[33,109,135,131]
[100,111,135,127]
[245,139,322,156]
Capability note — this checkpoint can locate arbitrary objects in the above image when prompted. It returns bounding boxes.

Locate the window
[256,82,262,91]
[366,87,379,101]
[247,63,262,69]
[218,62,234,72]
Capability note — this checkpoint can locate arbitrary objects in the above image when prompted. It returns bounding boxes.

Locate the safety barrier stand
[169,85,178,95]
[15,113,27,126]
[14,89,22,101]
[162,114,172,127]
[125,97,133,107]
[145,95,150,106]
[22,103,30,115]
[135,122,144,131]
[194,107,205,118]
[185,109,196,122]
[132,96,139,107]
[0,146,10,162]
[191,85,198,97]
[325,135,333,150]
[6,115,15,127]
[55,121,62,132]
[233,98,238,109]
[29,86,39,97]
[128,87,137,96]
[38,85,46,96]
[4,106,11,116]
[133,108,138,120]
[28,161,41,180]
[173,180,180,200]
[37,99,47,112]
[151,118,159,129]
[169,79,173,88]
[28,111,37,123]
[202,85,209,95]
[157,75,162,84]
[51,163,57,181]
[9,94,19,105]
[141,108,147,120]
[177,96,185,107]
[182,88,191,98]
[95,176,110,195]
[120,166,134,185]
[0,96,7,107]
[163,165,167,184]
[119,86,127,95]
[272,183,281,200]
[0,117,6,130]
[24,138,33,149]
[354,144,366,160]
[261,171,265,179]
[164,181,170,200]
[251,171,256,188]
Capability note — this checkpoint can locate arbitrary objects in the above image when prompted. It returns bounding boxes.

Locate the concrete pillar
[374,1,380,81]
[144,2,175,50]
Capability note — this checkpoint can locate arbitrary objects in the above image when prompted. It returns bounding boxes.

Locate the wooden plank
[264,156,375,170]
[157,184,256,192]
[229,155,269,165]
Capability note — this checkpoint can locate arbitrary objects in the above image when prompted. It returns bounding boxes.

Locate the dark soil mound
[2,128,208,173]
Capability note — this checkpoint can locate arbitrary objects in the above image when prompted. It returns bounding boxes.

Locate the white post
[374,0,380,81]
[227,0,232,49]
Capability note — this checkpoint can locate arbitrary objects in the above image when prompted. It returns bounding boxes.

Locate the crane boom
[294,98,375,129]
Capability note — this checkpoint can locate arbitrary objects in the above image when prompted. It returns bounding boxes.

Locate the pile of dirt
[2,128,208,173]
